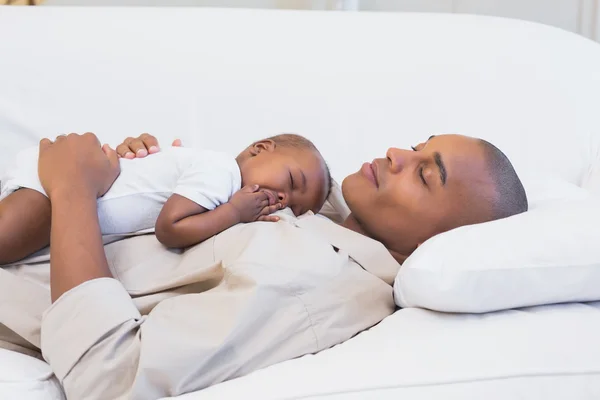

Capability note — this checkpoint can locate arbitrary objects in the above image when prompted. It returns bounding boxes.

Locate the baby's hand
[228,185,282,223]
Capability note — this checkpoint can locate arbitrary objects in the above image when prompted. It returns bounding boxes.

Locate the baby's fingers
[240,184,261,194]
[261,203,282,215]
[257,215,280,222]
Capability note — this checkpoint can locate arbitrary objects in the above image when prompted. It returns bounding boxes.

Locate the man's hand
[226,185,282,223]
[38,133,120,199]
[116,133,182,159]
[39,133,119,302]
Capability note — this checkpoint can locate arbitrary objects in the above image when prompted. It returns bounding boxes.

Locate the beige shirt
[0,188,399,399]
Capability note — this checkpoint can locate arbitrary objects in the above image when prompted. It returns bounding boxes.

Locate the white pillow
[522,175,592,205]
[394,195,600,313]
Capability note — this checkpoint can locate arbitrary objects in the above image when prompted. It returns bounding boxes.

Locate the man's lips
[360,161,378,187]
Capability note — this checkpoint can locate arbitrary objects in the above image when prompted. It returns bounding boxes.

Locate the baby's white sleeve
[172,155,241,210]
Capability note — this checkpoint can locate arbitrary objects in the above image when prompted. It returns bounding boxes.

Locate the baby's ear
[249,139,276,156]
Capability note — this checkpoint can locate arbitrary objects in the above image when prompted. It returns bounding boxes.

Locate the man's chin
[341,173,359,206]
[341,171,362,191]
[341,180,373,230]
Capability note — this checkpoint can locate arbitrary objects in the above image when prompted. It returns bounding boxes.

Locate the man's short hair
[479,139,528,219]
[267,133,333,199]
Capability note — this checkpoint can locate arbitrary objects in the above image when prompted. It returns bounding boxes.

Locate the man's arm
[36,133,120,301]
[42,275,315,399]
[48,190,111,301]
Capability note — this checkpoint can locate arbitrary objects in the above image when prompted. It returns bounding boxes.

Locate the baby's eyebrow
[301,171,307,190]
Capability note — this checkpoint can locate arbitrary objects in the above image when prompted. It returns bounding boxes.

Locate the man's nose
[385,147,417,172]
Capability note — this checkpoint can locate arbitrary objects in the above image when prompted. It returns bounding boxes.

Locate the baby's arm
[155,186,281,248]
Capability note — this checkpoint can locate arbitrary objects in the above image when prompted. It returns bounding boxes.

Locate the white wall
[358,0,600,42]
[42,0,339,9]
[41,0,600,42]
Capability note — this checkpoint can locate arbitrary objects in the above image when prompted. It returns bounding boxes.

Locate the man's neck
[341,213,368,235]
[341,214,409,264]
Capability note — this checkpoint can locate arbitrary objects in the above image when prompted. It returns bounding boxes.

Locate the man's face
[342,134,494,256]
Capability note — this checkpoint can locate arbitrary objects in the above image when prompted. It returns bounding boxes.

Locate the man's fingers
[116,137,147,158]
[139,133,160,154]
[39,138,52,153]
[103,144,120,168]
[116,134,162,158]
[116,143,135,159]
[82,132,101,146]
[172,138,182,147]
[128,138,149,158]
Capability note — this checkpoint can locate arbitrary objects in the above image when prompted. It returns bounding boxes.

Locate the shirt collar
[318,179,351,224]
[295,214,400,286]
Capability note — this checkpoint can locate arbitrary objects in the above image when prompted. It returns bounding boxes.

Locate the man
[0,132,526,399]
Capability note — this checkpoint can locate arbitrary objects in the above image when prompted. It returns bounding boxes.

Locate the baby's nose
[277,191,289,207]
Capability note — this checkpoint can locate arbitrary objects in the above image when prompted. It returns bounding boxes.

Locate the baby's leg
[0,189,51,265]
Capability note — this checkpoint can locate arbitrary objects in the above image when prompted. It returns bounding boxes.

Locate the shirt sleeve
[172,154,241,210]
[41,276,315,400]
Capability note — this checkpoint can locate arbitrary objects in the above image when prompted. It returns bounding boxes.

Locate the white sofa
[1,6,599,400]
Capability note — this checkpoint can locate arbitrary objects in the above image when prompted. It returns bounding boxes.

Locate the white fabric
[395,197,600,313]
[171,302,600,400]
[0,349,64,400]
[2,6,600,400]
[1,146,241,234]
[34,211,397,399]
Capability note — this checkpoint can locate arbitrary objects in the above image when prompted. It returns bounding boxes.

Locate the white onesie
[0,146,242,235]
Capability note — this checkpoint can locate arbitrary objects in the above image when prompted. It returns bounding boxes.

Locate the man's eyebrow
[433,152,447,186]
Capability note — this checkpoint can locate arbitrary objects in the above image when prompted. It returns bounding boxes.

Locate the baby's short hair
[267,133,333,200]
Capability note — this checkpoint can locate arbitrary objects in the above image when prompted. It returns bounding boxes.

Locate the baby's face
[240,148,328,216]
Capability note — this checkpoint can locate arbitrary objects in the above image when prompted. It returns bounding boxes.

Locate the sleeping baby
[0,133,332,265]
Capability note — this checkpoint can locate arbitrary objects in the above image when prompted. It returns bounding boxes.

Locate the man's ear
[249,139,276,156]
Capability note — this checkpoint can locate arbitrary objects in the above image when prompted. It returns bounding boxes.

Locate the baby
[0,133,331,265]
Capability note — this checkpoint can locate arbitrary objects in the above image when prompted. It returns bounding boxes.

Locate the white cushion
[173,302,600,400]
[395,195,600,313]
[0,349,64,400]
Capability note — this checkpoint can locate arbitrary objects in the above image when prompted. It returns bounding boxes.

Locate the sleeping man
[0,132,527,399]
